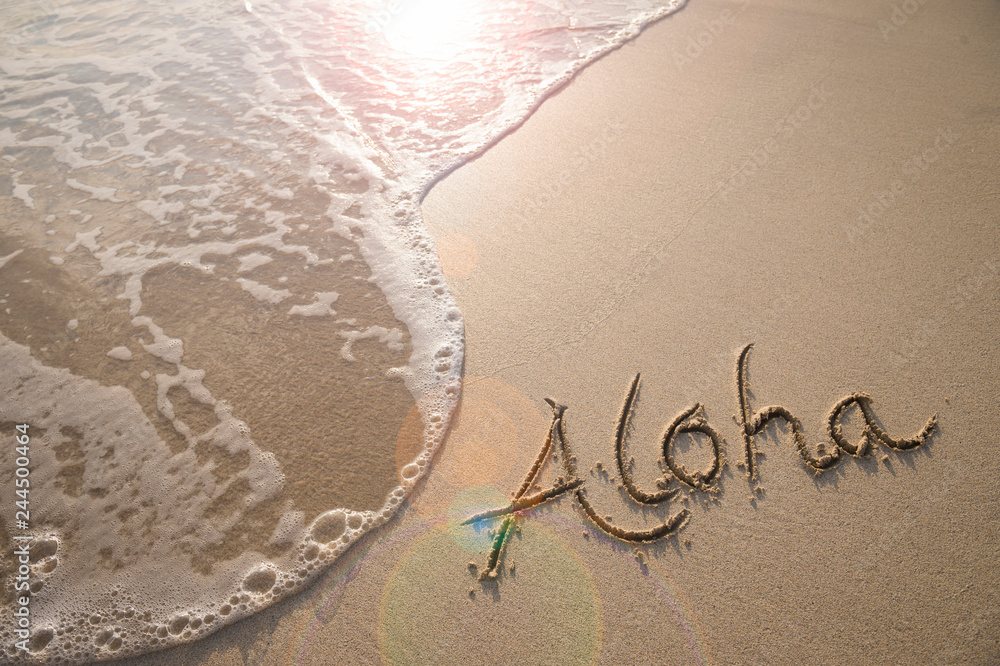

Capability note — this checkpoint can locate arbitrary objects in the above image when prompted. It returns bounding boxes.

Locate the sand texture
[113,0,999,663]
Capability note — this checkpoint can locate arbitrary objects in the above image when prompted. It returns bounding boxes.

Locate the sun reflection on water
[382,0,480,62]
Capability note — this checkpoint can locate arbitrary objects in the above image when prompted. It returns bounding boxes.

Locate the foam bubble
[105,346,133,361]
[0,0,684,661]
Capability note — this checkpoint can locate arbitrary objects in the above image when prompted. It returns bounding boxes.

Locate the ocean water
[0,0,684,661]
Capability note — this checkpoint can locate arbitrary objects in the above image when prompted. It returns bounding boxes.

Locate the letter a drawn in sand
[464,397,689,580]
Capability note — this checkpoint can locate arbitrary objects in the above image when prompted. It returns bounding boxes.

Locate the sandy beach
[100,0,1000,662]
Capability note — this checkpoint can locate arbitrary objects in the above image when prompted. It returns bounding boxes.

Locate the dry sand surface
[119,0,999,663]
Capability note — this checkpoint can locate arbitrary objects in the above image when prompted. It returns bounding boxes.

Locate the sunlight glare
[383,0,479,62]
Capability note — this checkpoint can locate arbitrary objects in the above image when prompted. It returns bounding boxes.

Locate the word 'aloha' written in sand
[464,344,937,580]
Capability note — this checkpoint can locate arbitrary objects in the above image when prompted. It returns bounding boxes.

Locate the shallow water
[0,0,684,661]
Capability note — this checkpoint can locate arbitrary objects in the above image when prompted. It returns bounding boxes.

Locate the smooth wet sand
[118,0,999,663]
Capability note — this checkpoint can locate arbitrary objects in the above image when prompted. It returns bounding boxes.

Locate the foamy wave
[0,0,684,661]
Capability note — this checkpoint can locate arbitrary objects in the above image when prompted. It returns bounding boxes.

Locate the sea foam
[0,0,685,661]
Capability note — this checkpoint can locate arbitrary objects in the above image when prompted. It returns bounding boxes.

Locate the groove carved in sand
[464,343,938,581]
[736,343,937,482]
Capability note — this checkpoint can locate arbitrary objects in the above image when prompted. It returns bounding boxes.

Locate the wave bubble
[0,0,684,661]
